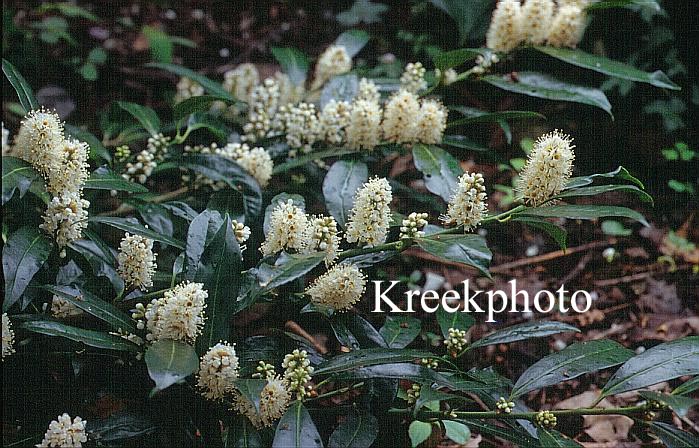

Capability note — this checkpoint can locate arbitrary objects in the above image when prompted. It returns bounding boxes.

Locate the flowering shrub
[1,2,697,447]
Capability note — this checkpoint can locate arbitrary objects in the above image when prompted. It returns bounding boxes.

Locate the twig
[98,186,189,217]
[489,239,615,274]
[285,320,328,355]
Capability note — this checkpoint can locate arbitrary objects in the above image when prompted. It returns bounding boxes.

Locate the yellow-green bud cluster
[407,383,422,404]
[282,349,314,399]
[496,397,515,414]
[445,327,468,355]
[400,212,428,240]
[535,410,557,429]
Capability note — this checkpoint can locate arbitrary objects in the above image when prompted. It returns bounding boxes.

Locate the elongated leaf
[441,135,491,151]
[601,337,699,397]
[145,339,199,391]
[328,410,378,448]
[85,166,148,193]
[234,379,267,413]
[142,25,173,63]
[556,184,652,204]
[44,285,136,334]
[672,376,699,396]
[566,166,644,189]
[443,421,471,445]
[379,315,421,348]
[334,30,370,58]
[273,148,360,173]
[227,415,263,448]
[416,234,492,277]
[3,226,53,311]
[638,391,699,418]
[533,46,679,90]
[89,216,185,249]
[258,253,325,295]
[436,307,475,339]
[185,209,224,281]
[314,348,437,375]
[3,58,38,112]
[484,72,613,117]
[270,47,309,86]
[432,0,494,43]
[323,160,368,227]
[513,216,567,250]
[146,63,234,99]
[22,320,139,351]
[538,429,583,447]
[409,421,433,448]
[448,110,545,128]
[70,233,124,295]
[649,422,699,448]
[2,156,41,205]
[117,101,161,136]
[471,321,580,349]
[174,94,239,121]
[272,401,322,448]
[522,205,649,226]
[512,340,634,397]
[87,411,156,444]
[334,363,458,390]
[461,420,540,447]
[412,144,462,202]
[433,48,482,71]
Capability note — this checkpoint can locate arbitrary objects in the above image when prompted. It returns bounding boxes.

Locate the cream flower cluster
[197,342,240,400]
[37,413,87,448]
[117,233,157,290]
[443,172,489,231]
[319,100,352,145]
[260,199,310,256]
[223,63,260,104]
[2,313,14,360]
[346,97,383,151]
[224,143,274,187]
[144,282,207,344]
[516,130,575,206]
[312,45,353,90]
[282,102,321,153]
[231,219,251,246]
[146,132,171,161]
[282,349,314,398]
[241,72,304,142]
[174,76,204,103]
[232,376,291,429]
[303,215,341,265]
[50,296,83,319]
[400,62,427,94]
[345,177,393,247]
[39,192,90,254]
[305,263,367,311]
[123,150,156,184]
[486,0,588,53]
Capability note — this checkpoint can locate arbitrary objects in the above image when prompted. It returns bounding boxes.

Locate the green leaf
[379,315,421,348]
[649,422,699,448]
[471,321,580,349]
[85,167,148,193]
[87,411,156,444]
[22,320,139,351]
[436,306,475,339]
[460,420,540,447]
[272,401,323,448]
[146,63,235,99]
[173,94,239,121]
[484,72,613,117]
[335,363,458,390]
[555,184,653,204]
[448,109,545,128]
[257,253,325,295]
[185,209,224,281]
[334,30,370,58]
[233,379,267,413]
[416,234,492,277]
[566,166,644,189]
[89,216,185,249]
[226,415,263,448]
[511,340,634,398]
[408,421,433,447]
[533,46,679,90]
[433,48,482,71]
[432,0,494,43]
[64,124,111,162]
[195,216,242,352]
[443,421,470,445]
[142,26,173,63]
[328,410,378,448]
[145,339,199,392]
[672,376,699,396]
[412,144,463,202]
[116,101,161,136]
[337,0,388,26]
[513,216,568,250]
[2,58,38,112]
[273,147,361,173]
[70,232,124,295]
[3,226,53,311]
[601,220,633,236]
[537,428,583,447]
[441,135,491,151]
[323,160,368,228]
[314,348,437,375]
[638,391,699,418]
[601,337,699,397]
[2,156,41,205]
[522,205,649,227]
[270,47,309,86]
[44,285,137,334]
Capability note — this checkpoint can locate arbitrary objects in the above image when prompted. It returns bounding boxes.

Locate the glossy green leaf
[462,420,540,447]
[173,94,239,121]
[257,253,325,295]
[147,62,234,99]
[601,337,699,397]
[534,46,679,90]
[270,47,309,86]
[512,340,634,397]
[233,379,267,413]
[3,58,38,112]
[443,421,471,445]
[484,72,613,117]
[273,148,361,173]
[185,209,224,281]
[87,411,156,444]
[408,421,433,448]
[226,415,263,448]
[145,339,199,392]
[314,348,437,375]
[432,0,494,43]
[89,216,185,249]
[522,205,649,227]
[433,48,482,71]
[566,166,644,189]
[555,184,653,204]
[638,391,699,418]
[513,216,567,250]
[116,101,161,136]
[436,306,475,339]
[334,29,370,57]
[448,109,545,128]
[44,285,136,334]
[379,315,421,348]
[412,144,462,202]
[649,422,699,448]
[328,410,378,448]
[2,156,41,205]
[272,401,323,448]
[334,363,457,390]
[3,226,53,311]
[538,429,583,447]
[323,160,368,228]
[142,25,173,63]
[85,166,148,193]
[22,320,139,351]
[70,232,124,295]
[471,321,580,349]
[416,234,492,277]
[441,135,491,151]
[672,376,699,396]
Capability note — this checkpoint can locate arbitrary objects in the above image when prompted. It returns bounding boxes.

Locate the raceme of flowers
[486,0,588,53]
[305,263,367,311]
[197,342,240,400]
[516,130,575,206]
[36,413,88,448]
[117,233,157,291]
[282,349,314,399]
[142,281,208,344]
[2,313,14,360]
[231,376,291,429]
[345,177,393,247]
[442,172,489,231]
